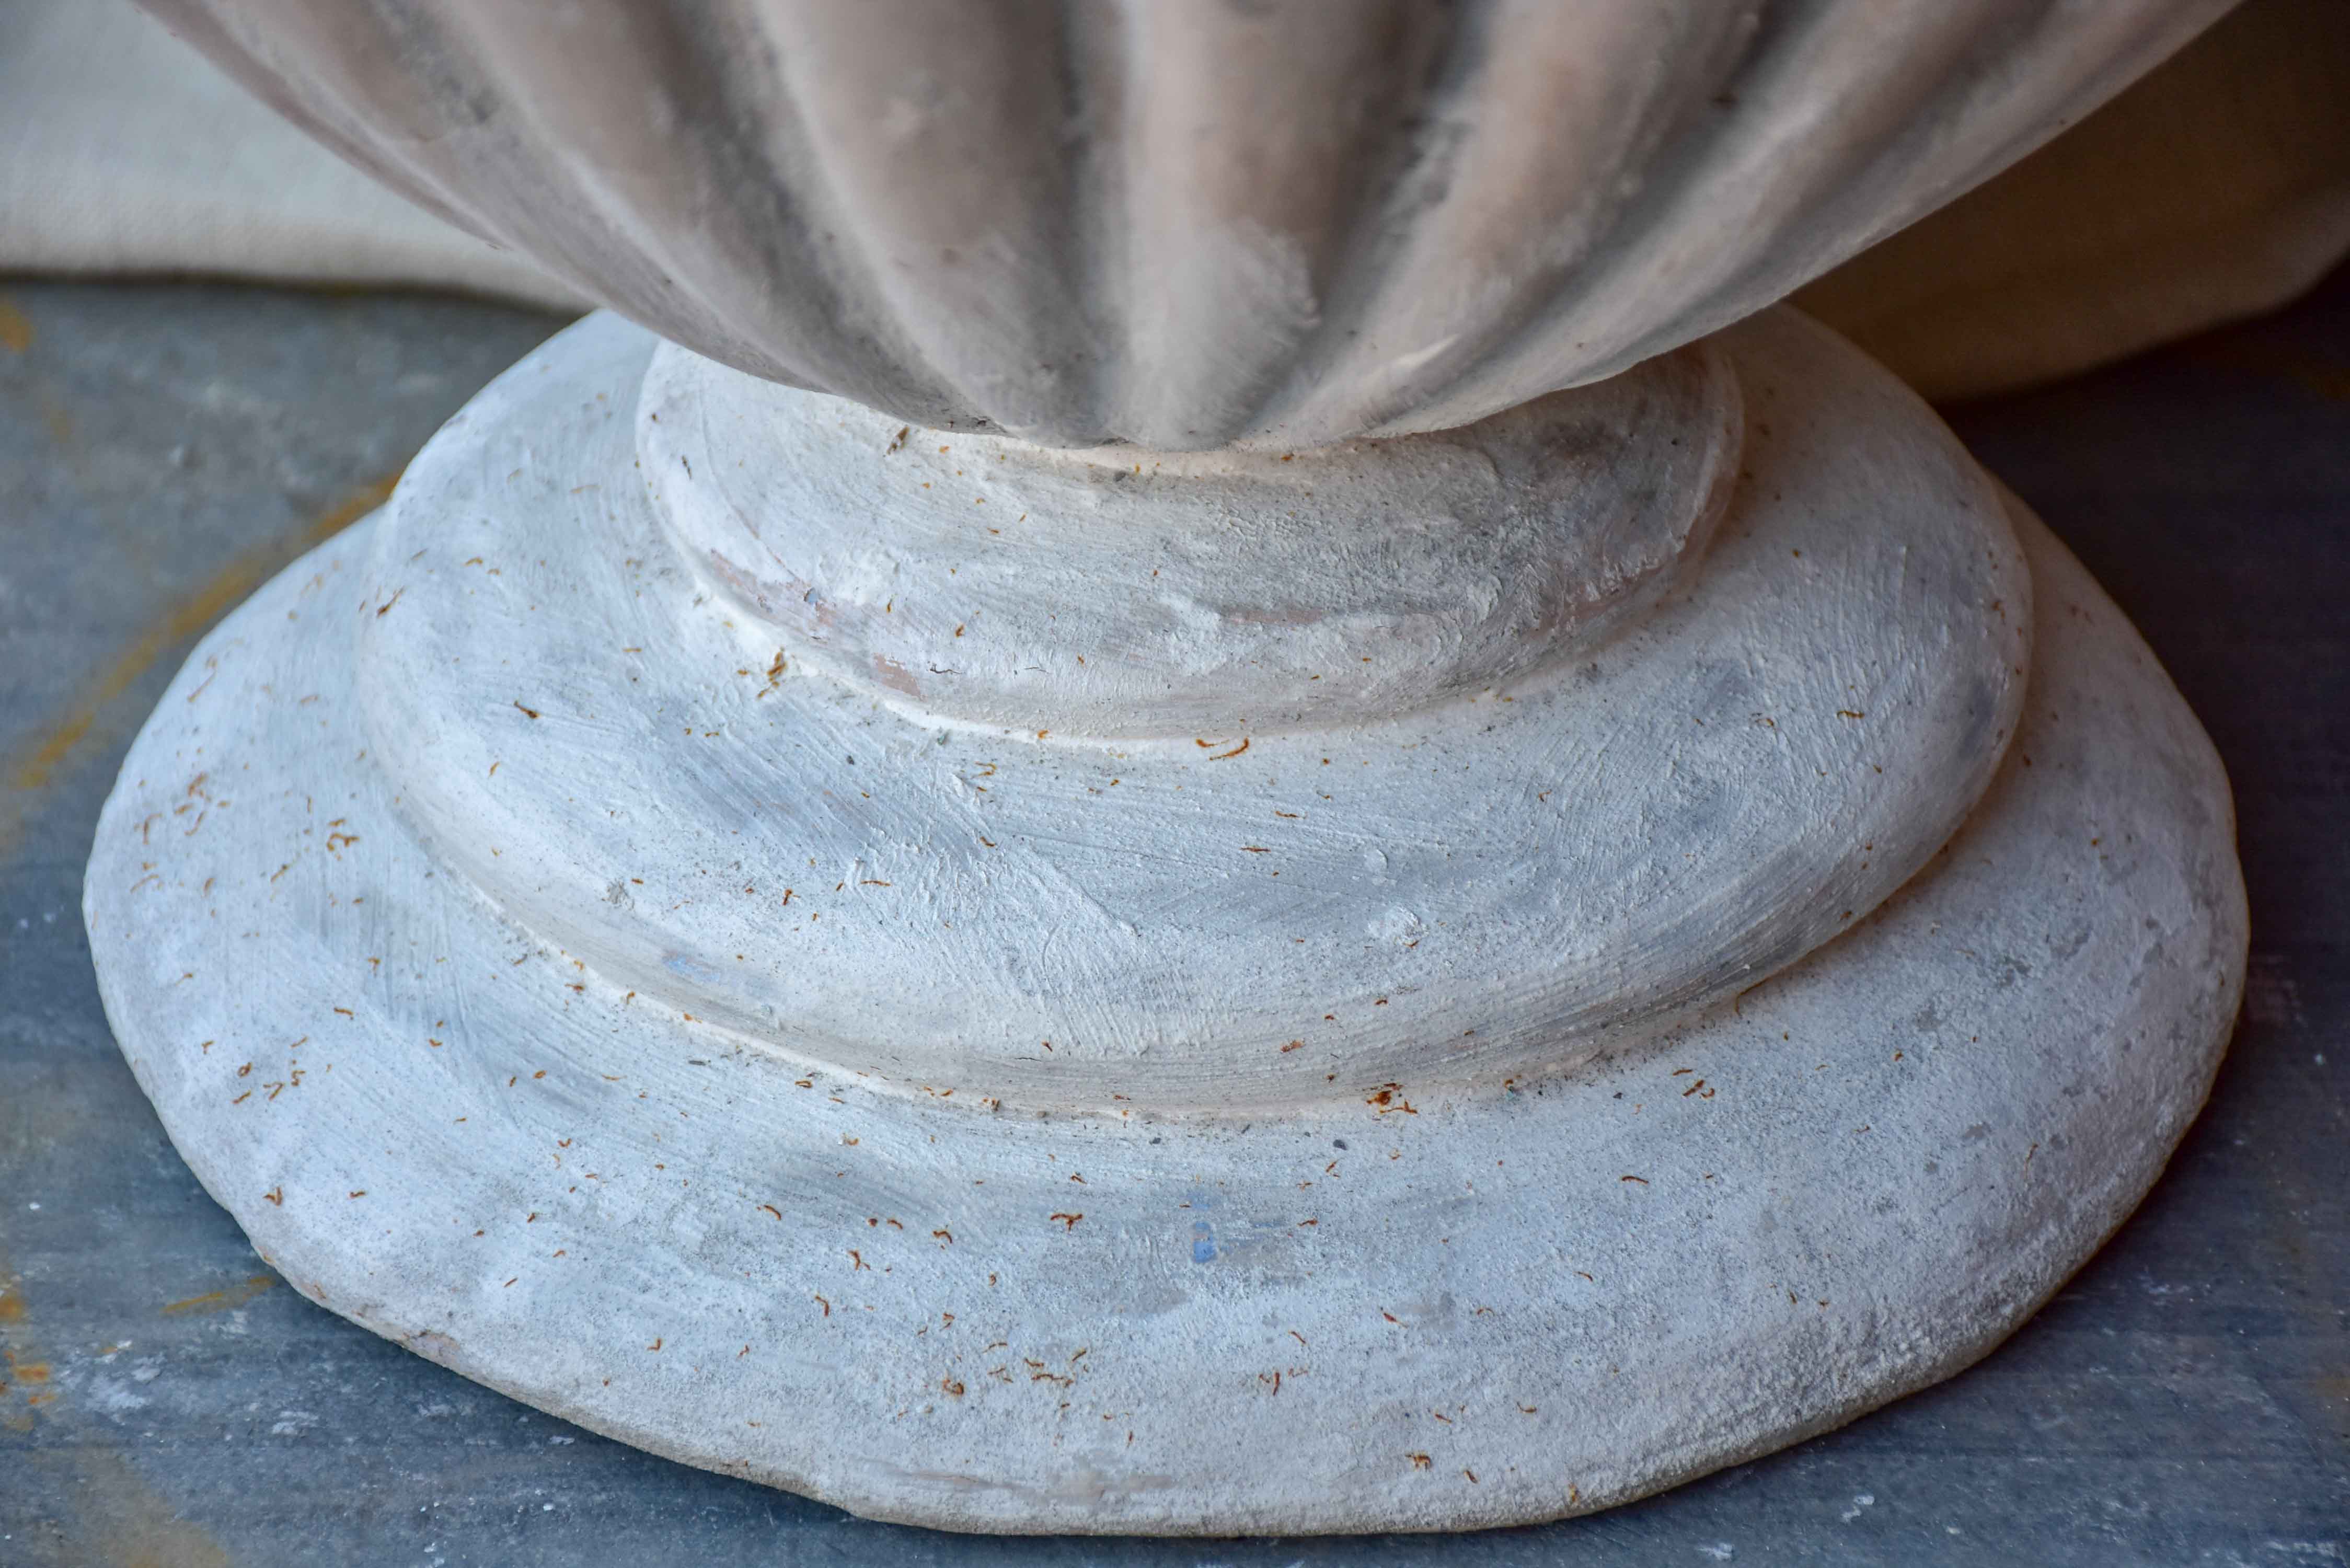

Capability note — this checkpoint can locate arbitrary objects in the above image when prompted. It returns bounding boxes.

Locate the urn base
[83,307,2244,1534]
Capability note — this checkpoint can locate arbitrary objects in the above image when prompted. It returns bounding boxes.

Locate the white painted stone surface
[85,307,2245,1532]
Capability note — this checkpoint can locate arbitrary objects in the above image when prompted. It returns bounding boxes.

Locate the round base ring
[86,488,2241,1533]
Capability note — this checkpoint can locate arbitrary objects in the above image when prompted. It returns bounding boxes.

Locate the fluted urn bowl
[149,0,2222,449]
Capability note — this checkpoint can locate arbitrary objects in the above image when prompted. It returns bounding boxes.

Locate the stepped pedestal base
[85,307,2243,1535]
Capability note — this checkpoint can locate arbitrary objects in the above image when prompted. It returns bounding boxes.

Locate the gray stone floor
[2,279,2343,1565]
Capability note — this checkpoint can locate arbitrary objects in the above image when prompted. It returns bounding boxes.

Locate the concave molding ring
[641,336,1745,738]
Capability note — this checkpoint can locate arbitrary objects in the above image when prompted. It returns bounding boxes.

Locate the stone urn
[89,0,2247,1535]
